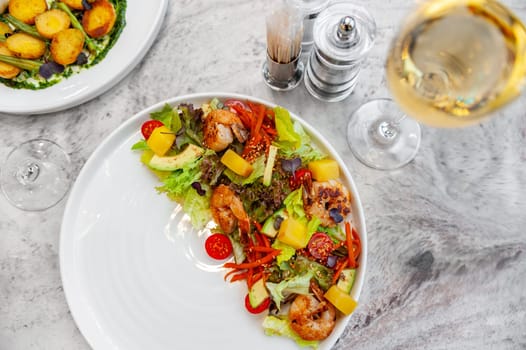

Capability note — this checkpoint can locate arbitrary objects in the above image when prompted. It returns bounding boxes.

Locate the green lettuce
[274,106,301,150]
[150,103,182,133]
[306,216,321,242]
[283,188,305,219]
[262,316,319,349]
[290,122,326,163]
[318,224,345,242]
[293,256,333,291]
[272,240,296,265]
[273,105,325,171]
[266,272,313,309]
[155,159,201,200]
[224,155,265,185]
[131,140,149,151]
[182,185,212,229]
[229,230,246,264]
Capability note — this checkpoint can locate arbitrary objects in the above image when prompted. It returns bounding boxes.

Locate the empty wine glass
[347,0,526,170]
[1,138,71,211]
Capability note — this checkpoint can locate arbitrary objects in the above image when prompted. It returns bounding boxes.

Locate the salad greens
[133,98,362,349]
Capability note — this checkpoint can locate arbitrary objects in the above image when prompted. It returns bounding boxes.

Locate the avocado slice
[148,144,204,171]
[336,268,356,294]
[249,278,269,308]
[261,208,288,238]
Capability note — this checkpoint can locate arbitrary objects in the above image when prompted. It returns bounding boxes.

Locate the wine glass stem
[373,114,407,145]
[17,162,41,185]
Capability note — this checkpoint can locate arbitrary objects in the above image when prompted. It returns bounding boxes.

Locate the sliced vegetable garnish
[244,294,270,314]
[205,233,233,260]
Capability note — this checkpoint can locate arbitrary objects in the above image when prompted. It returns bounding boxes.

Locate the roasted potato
[35,9,71,39]
[8,0,48,25]
[5,33,47,59]
[0,22,13,37]
[82,0,116,38]
[50,28,85,65]
[0,43,22,79]
[59,0,96,11]
[0,0,9,15]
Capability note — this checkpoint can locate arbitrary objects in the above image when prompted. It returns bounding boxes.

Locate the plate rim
[59,92,368,349]
[0,0,169,115]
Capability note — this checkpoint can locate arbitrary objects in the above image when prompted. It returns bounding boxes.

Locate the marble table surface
[1,0,525,349]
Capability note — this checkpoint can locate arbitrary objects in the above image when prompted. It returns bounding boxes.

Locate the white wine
[386,0,526,127]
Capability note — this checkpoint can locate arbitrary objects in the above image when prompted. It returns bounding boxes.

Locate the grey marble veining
[1,0,525,349]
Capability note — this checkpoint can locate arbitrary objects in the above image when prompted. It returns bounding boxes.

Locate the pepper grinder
[304,1,376,102]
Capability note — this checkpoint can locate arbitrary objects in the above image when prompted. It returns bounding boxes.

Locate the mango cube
[146,126,175,156]
[308,159,340,181]
[221,149,253,177]
[277,217,307,249]
[324,285,358,315]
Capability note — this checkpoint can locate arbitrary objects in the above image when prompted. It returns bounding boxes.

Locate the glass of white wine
[347,0,526,170]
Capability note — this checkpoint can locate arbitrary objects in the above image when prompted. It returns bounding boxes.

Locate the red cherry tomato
[307,232,333,261]
[141,120,164,140]
[289,168,312,190]
[205,233,233,260]
[244,294,271,314]
[224,99,249,111]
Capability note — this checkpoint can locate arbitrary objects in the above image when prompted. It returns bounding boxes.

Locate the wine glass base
[1,139,72,211]
[347,99,421,170]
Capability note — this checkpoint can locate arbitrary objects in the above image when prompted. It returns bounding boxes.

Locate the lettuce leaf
[283,188,305,219]
[306,216,321,242]
[266,272,313,309]
[262,316,318,349]
[291,122,326,163]
[151,104,175,130]
[131,140,149,151]
[227,229,246,264]
[274,106,301,150]
[293,256,333,291]
[224,155,265,185]
[182,185,212,229]
[272,240,296,266]
[276,119,326,164]
[155,157,202,201]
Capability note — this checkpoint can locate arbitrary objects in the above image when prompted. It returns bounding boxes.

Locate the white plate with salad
[0,0,167,115]
[60,92,367,350]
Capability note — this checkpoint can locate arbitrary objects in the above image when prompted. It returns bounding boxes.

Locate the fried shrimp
[288,294,336,341]
[210,184,250,234]
[203,109,249,152]
[303,179,352,228]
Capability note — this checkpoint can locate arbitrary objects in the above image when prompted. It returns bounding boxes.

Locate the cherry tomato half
[224,99,249,111]
[205,233,233,260]
[307,232,333,261]
[244,294,271,314]
[141,120,164,140]
[289,168,312,190]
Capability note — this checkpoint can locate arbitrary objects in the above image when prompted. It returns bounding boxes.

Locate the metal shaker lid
[312,1,376,65]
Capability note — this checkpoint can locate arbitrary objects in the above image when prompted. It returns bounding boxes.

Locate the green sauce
[0,0,127,90]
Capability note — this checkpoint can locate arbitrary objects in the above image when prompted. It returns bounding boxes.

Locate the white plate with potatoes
[0,0,167,115]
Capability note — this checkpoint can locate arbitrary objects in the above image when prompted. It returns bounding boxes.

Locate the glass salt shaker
[286,0,330,58]
[304,1,376,102]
